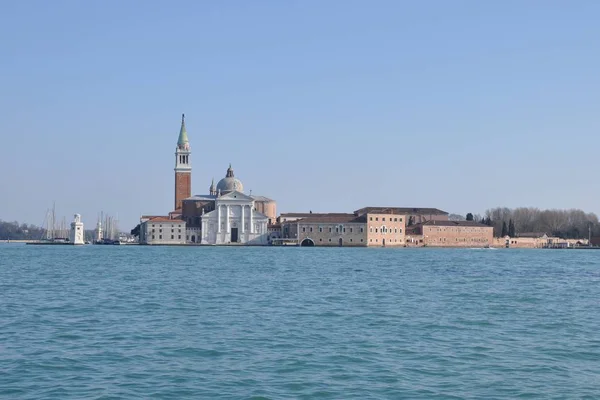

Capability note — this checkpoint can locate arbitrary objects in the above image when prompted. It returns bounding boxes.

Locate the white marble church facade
[201,191,269,245]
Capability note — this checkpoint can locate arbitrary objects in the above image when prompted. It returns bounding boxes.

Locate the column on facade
[201,220,206,243]
[217,205,221,233]
[226,205,230,233]
[241,205,245,233]
[250,205,254,233]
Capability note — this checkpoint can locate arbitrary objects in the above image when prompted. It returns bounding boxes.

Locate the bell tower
[174,113,191,210]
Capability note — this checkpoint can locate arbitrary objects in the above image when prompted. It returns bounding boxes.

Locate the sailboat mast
[50,202,56,240]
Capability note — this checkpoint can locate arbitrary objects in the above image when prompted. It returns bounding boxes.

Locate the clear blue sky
[1,0,599,230]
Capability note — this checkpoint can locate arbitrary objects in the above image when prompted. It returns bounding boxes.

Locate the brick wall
[365,213,406,247]
[423,225,493,247]
[174,172,191,210]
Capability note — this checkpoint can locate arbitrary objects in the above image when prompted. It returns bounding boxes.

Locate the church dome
[216,164,244,194]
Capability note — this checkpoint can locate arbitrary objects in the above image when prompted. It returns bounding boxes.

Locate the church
[170,114,275,245]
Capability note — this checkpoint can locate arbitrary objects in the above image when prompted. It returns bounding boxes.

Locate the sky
[1,0,599,230]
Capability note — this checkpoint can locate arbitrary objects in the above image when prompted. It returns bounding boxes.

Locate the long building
[277,208,408,247]
[406,220,493,247]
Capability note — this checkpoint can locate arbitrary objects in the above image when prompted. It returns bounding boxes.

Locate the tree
[408,216,414,226]
[466,213,474,221]
[130,224,140,237]
[501,221,508,237]
[448,214,466,221]
[508,219,516,237]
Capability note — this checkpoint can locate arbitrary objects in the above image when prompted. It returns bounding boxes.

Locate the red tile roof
[354,207,448,216]
[146,216,184,223]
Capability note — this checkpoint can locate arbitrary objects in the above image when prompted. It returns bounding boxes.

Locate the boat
[26,203,72,245]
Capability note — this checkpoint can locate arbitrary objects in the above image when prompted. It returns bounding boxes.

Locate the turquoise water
[1,245,599,399]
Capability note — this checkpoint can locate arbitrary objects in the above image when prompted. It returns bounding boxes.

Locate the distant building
[200,190,269,245]
[174,114,191,213]
[406,220,493,247]
[141,114,276,245]
[139,216,186,245]
[279,208,407,247]
[355,207,449,226]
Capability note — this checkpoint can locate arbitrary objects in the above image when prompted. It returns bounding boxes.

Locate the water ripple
[1,245,599,398]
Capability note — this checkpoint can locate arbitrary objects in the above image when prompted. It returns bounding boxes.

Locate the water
[1,245,599,399]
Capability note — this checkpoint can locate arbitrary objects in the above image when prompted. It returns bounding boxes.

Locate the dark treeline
[0,219,96,240]
[0,220,45,240]
[483,207,600,239]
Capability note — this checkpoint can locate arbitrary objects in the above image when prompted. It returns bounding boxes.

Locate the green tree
[508,219,516,237]
[501,221,508,237]
[466,213,474,221]
[130,224,140,237]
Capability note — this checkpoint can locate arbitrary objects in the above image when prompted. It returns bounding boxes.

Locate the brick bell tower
[174,113,191,211]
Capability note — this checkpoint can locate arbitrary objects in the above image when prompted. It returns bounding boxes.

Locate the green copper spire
[177,113,189,147]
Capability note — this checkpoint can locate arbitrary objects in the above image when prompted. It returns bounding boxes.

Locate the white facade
[201,191,269,245]
[140,217,187,245]
[69,214,85,245]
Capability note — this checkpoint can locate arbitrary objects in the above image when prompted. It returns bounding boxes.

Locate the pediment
[217,190,254,202]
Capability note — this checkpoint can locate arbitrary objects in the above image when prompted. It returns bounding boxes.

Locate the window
[375,228,378,233]
[336,227,339,233]
[361,239,364,242]
[171,235,174,239]
[159,235,162,239]
[395,228,397,233]
[343,228,346,233]
[179,229,181,233]
[329,228,332,233]
[152,229,155,233]
[350,239,353,242]
[329,239,332,242]
[400,218,403,222]
[178,235,181,239]
[320,238,323,242]
[159,229,162,233]
[319,227,323,232]
[383,218,386,221]
[152,224,155,228]
[370,217,373,221]
[350,228,353,233]
[360,228,364,233]
[152,235,155,239]
[370,228,373,233]
[376,217,379,221]
[302,227,306,232]
[310,227,313,232]
[394,218,397,222]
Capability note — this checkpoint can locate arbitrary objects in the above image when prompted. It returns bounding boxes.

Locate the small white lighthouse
[69,214,85,245]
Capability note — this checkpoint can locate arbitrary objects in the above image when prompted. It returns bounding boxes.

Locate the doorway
[338,238,343,247]
[231,228,239,243]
